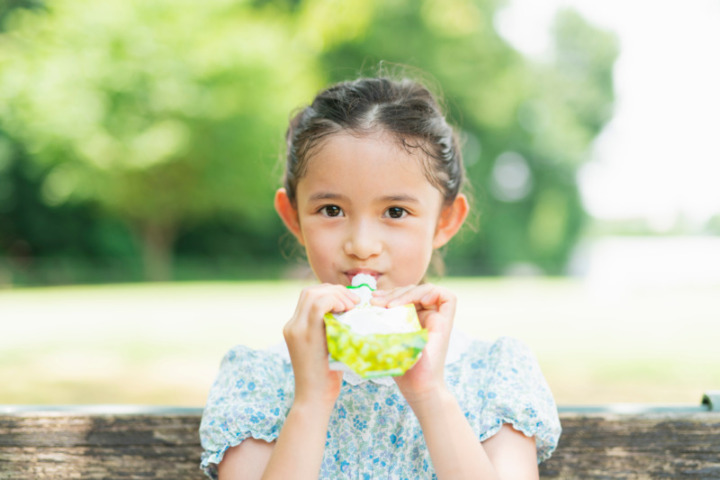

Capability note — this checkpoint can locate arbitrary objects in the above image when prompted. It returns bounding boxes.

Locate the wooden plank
[0,414,200,447]
[539,412,720,479]
[0,447,204,479]
[0,410,718,479]
[0,414,204,480]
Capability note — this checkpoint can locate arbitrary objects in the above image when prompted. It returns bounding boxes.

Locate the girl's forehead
[303,134,425,180]
[297,133,443,204]
[305,131,426,174]
[318,130,402,152]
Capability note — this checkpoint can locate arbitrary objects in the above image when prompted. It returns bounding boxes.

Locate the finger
[340,287,361,309]
[371,285,412,298]
[304,284,359,312]
[287,285,358,335]
[417,287,455,311]
[385,284,438,308]
[371,285,420,307]
[307,288,359,324]
[419,308,453,332]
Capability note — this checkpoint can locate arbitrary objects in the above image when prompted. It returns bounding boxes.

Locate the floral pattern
[199,336,561,479]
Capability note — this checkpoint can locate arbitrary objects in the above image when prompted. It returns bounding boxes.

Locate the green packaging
[324,275,428,379]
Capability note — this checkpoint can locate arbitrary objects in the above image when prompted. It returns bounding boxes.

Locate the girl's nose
[344,220,382,260]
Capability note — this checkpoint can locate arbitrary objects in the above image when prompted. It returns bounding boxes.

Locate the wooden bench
[1,393,718,479]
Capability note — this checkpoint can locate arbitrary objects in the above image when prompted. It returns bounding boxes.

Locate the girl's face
[275,131,468,290]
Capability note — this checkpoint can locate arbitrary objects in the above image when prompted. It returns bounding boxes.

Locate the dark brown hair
[283,77,464,205]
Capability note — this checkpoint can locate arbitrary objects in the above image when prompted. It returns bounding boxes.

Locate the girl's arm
[218,438,273,480]
[373,285,539,479]
[218,284,358,480]
[410,387,538,479]
[218,400,336,480]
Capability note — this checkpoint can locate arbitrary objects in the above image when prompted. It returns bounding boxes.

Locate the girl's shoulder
[199,344,294,478]
[456,335,541,368]
[449,334,562,463]
[449,334,554,405]
[208,343,294,401]
[221,343,289,368]
[448,333,542,376]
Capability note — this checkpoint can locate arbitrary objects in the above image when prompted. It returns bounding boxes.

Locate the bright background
[500,0,720,229]
[1,0,718,406]
[2,278,718,406]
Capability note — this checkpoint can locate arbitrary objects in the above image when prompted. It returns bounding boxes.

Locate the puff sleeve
[199,345,294,479]
[449,336,561,463]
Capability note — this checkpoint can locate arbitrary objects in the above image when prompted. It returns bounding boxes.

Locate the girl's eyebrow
[379,194,420,204]
[308,192,346,202]
[308,193,420,203]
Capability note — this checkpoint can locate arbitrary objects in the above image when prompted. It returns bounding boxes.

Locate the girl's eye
[385,207,407,219]
[320,205,343,217]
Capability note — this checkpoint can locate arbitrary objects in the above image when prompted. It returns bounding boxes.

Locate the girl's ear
[274,188,305,245]
[432,193,469,249]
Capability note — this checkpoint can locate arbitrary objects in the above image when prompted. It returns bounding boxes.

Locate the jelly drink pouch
[324,274,428,378]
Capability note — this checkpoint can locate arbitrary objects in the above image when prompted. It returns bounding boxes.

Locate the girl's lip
[345,270,380,282]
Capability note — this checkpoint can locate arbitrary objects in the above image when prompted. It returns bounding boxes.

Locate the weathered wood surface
[0,412,205,479]
[539,412,720,479]
[0,407,718,479]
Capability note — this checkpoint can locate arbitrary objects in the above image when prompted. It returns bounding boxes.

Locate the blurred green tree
[0,0,368,280]
[0,0,617,282]
[321,3,618,274]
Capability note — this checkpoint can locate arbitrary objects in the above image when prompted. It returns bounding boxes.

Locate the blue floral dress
[199,334,561,479]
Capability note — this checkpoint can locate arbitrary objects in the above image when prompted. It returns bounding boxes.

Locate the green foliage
[0,0,44,32]
[1,1,318,219]
[0,0,329,279]
[0,0,617,283]
[320,0,618,274]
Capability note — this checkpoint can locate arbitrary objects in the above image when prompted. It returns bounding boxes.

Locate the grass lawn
[1,278,718,407]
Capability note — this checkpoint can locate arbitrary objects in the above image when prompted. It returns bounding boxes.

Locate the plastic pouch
[324,274,428,378]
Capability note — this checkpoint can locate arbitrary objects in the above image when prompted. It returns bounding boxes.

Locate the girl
[200,77,561,479]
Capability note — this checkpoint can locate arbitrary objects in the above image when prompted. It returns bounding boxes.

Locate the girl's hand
[372,284,456,406]
[284,284,359,409]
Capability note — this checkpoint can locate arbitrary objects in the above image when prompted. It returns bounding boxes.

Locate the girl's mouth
[345,270,380,284]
